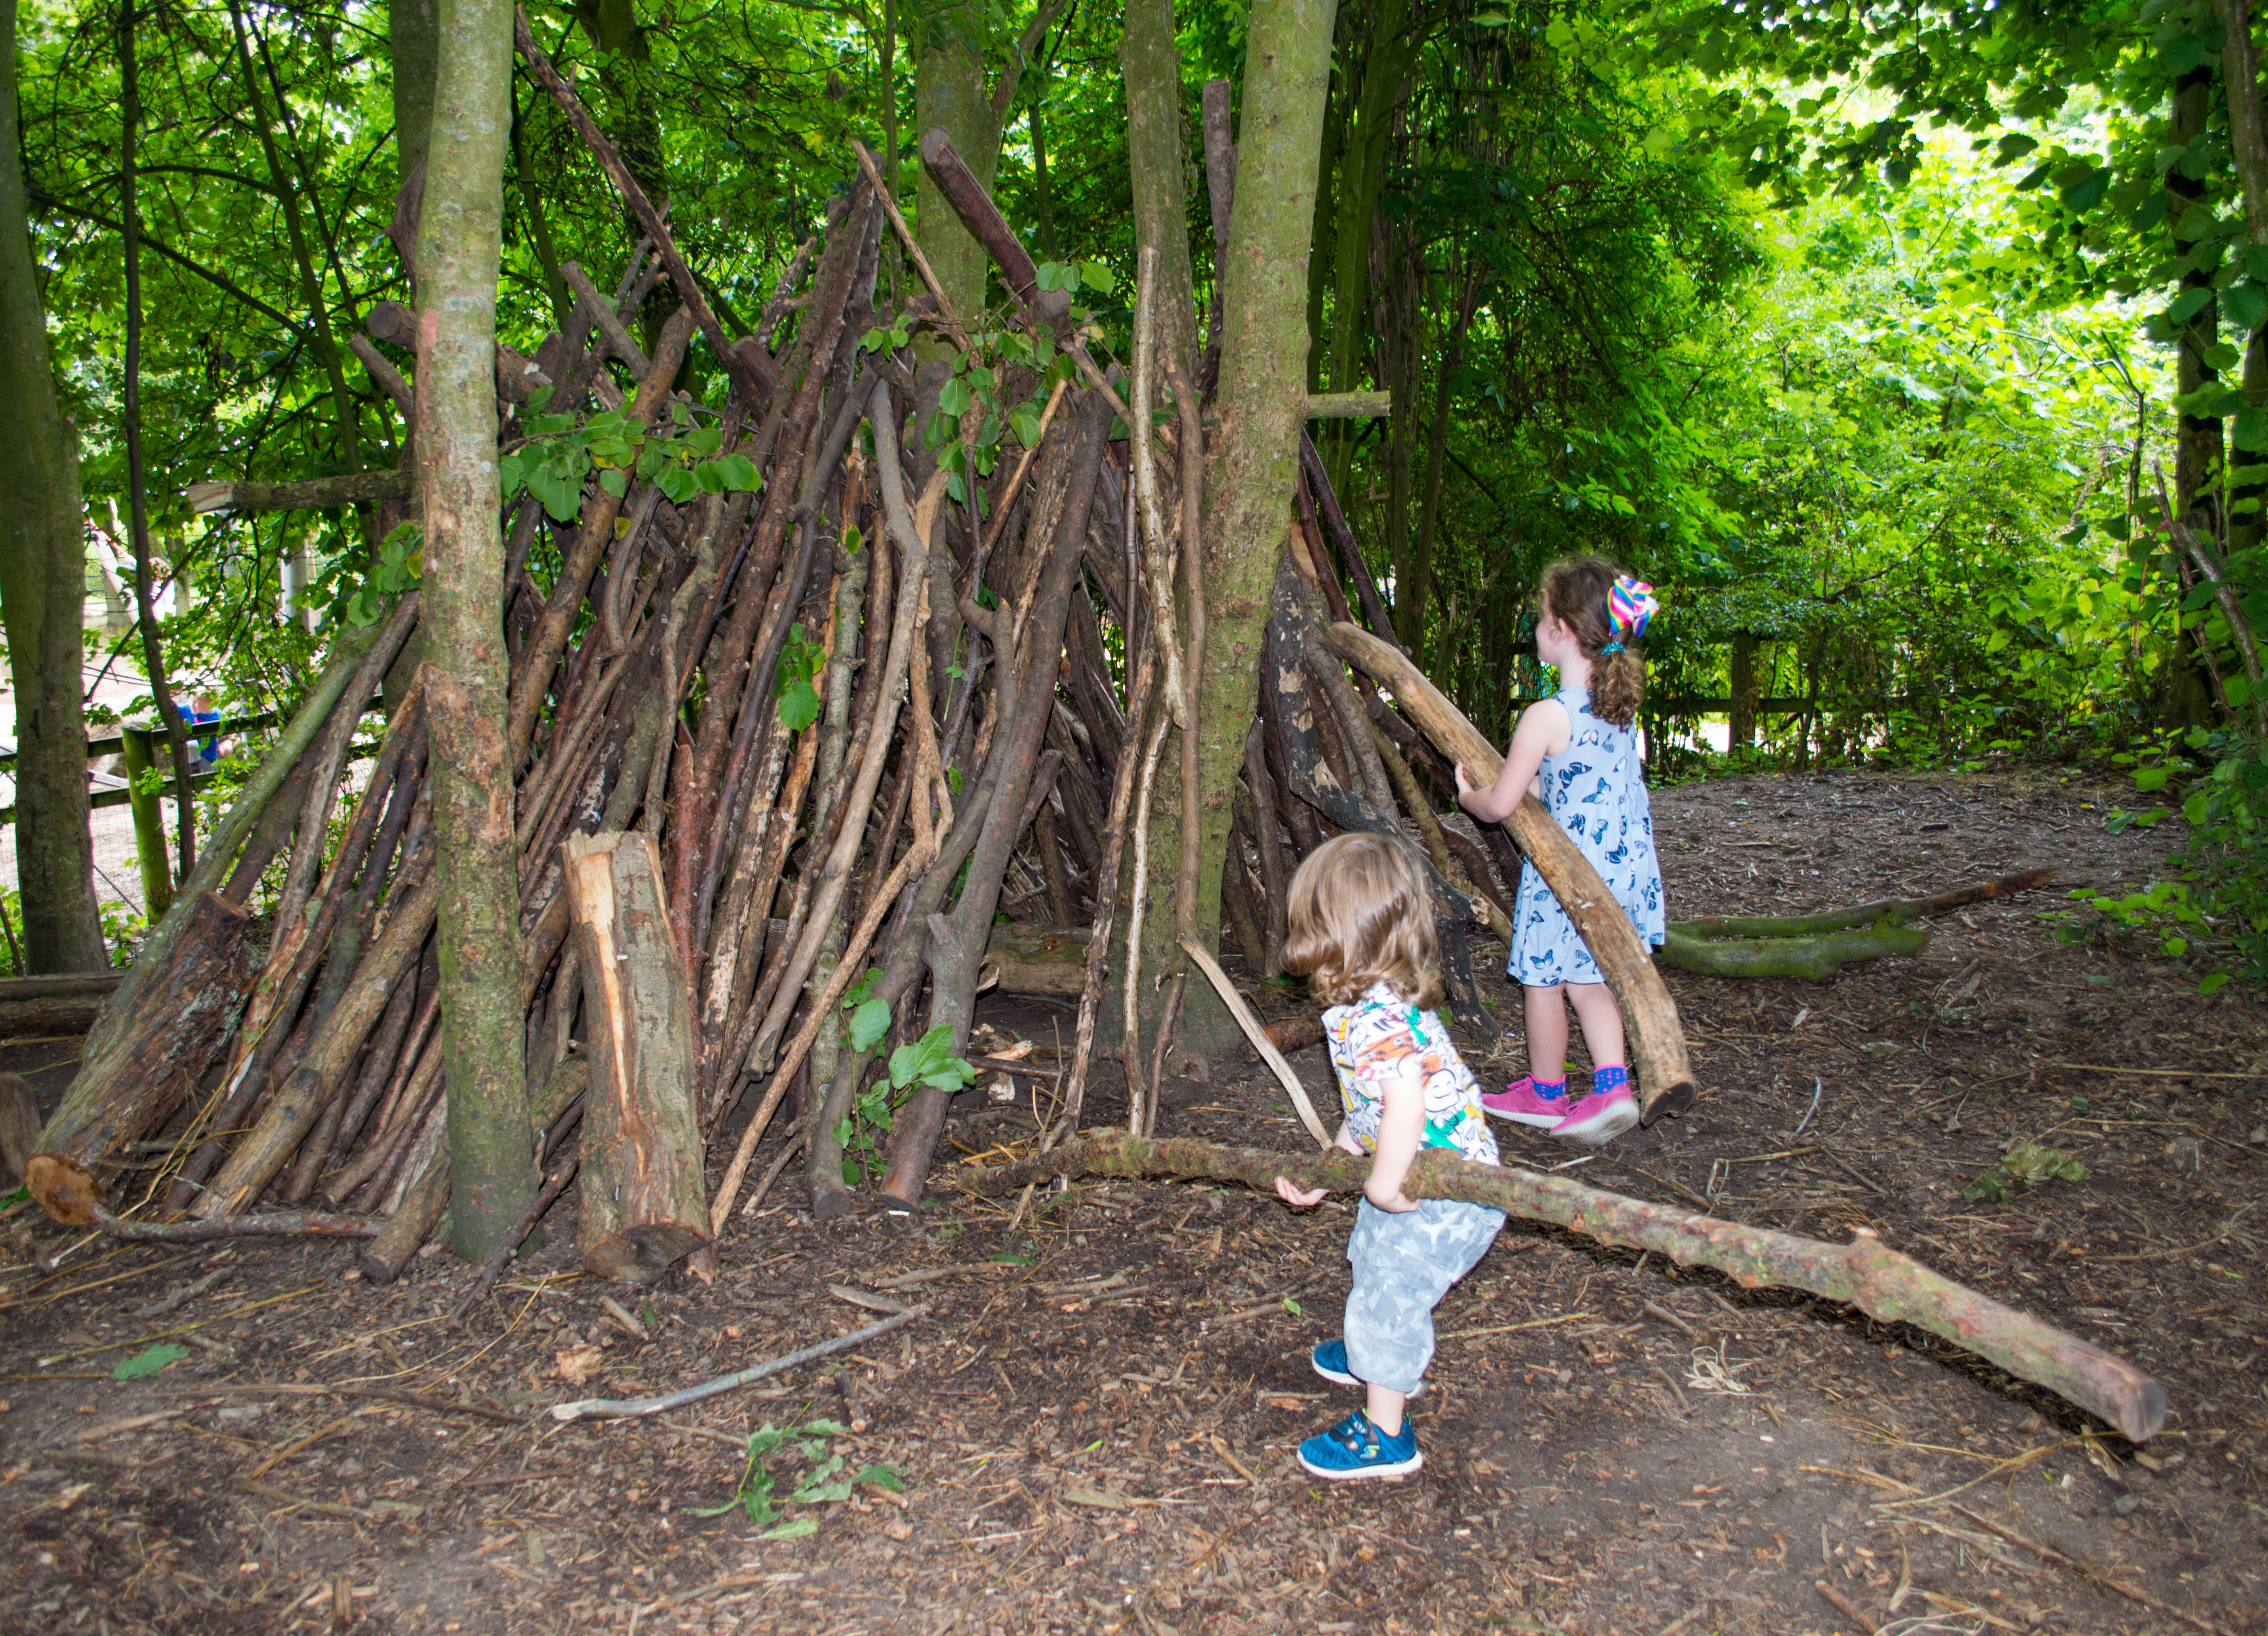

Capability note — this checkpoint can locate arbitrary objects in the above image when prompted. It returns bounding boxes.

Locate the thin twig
[548,1306,928,1423]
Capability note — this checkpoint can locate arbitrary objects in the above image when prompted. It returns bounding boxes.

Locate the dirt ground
[2,767,2264,1636]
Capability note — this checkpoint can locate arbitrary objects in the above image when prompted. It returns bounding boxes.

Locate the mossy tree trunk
[1124,0,1340,1074]
[0,0,106,974]
[416,0,536,1260]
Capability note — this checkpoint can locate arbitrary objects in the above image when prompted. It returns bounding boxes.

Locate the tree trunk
[965,1133,2167,1445]
[0,0,107,974]
[2222,0,2268,552]
[24,892,255,1224]
[1122,0,1199,394]
[2172,65,2224,535]
[1729,632,1759,751]
[417,0,536,1260]
[119,6,202,886]
[1123,0,1340,1074]
[390,0,441,201]
[563,831,708,1283]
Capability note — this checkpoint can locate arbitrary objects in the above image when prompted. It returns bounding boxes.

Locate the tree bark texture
[25,892,255,1225]
[1121,0,1199,393]
[0,0,108,974]
[962,1133,2168,1444]
[1321,621,1699,1122]
[1127,0,1340,1070]
[563,831,709,1283]
[418,0,536,1259]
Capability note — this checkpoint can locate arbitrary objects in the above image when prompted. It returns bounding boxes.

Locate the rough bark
[960,1133,2168,1444]
[0,0,107,973]
[1659,925,1930,981]
[1322,621,1699,1122]
[563,831,708,1283]
[420,0,536,1258]
[1130,0,1340,1072]
[0,1072,38,1184]
[25,892,255,1224]
[1122,0,1200,393]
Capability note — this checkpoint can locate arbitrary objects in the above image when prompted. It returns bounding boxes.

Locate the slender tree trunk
[1320,0,1413,500]
[1180,0,1340,1058]
[0,0,106,973]
[119,4,201,885]
[2221,0,2268,553]
[1410,267,1473,671]
[2172,65,2225,537]
[392,0,441,189]
[511,90,572,331]
[1029,101,1061,261]
[416,0,535,1260]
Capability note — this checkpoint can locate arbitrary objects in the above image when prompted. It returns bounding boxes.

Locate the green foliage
[889,1025,977,1094]
[774,624,826,733]
[1962,1141,2090,1204]
[112,1342,189,1380]
[686,1417,904,1535]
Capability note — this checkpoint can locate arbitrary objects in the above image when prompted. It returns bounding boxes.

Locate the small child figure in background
[1272,834,1506,1481]
[1456,557,1666,1148]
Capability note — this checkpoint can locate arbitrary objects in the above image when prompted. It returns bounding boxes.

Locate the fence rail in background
[0,704,384,921]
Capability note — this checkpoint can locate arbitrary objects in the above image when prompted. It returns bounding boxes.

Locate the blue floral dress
[1510,686,1666,987]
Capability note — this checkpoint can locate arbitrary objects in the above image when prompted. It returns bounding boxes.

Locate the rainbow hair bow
[1607,577,1658,640]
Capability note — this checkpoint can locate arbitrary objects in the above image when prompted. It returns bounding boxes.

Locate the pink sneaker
[1549,1084,1639,1148]
[1480,1076,1571,1127]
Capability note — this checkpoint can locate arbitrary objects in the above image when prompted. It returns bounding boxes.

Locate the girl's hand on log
[1454,760,1474,797]
[1274,1175,1329,1209]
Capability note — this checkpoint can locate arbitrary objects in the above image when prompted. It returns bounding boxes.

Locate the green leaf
[1079,261,1115,294]
[2133,767,2174,793]
[847,997,892,1053]
[890,1023,976,1093]
[2167,287,2214,325]
[693,459,728,494]
[759,1515,820,1540]
[938,376,973,416]
[854,1462,907,1491]
[2057,168,2108,211]
[112,1342,189,1380]
[778,677,821,732]
[2198,970,2232,993]
[656,463,699,504]
[598,467,628,499]
[1544,14,1575,47]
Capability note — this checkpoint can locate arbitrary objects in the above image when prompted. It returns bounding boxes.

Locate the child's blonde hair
[1539,554,1646,728]
[1284,834,1443,1009]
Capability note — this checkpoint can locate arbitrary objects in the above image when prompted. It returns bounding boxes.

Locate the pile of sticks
[20,43,1687,1284]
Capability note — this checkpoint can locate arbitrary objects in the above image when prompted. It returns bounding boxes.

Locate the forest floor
[2,767,2264,1636]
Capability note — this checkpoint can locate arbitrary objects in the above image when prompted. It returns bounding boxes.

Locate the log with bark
[24,891,256,1225]
[1659,870,2059,981]
[0,1072,38,1185]
[1320,622,1699,1124]
[562,830,710,1283]
[959,1132,2168,1443]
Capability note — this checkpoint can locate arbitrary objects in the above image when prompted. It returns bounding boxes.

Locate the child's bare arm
[1362,1079,1424,1213]
[1455,700,1567,824]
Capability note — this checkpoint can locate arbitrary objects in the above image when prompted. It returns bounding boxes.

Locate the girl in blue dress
[1454,557,1665,1147]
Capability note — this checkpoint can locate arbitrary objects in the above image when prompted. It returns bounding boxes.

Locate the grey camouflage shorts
[1341,1196,1506,1394]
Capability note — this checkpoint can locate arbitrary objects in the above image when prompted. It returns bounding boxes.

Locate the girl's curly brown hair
[1283,834,1443,1009]
[1540,555,1646,728]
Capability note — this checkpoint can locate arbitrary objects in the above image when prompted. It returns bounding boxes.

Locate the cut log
[981,924,1093,996]
[960,1133,2169,1445]
[0,1072,38,1185]
[25,892,255,1225]
[562,831,709,1283]
[1320,622,1700,1124]
[0,973,125,1003]
[0,996,115,1039]
[1659,925,1931,981]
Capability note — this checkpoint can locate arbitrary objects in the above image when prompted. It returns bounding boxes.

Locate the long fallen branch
[955,1133,2167,1444]
[87,1205,385,1243]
